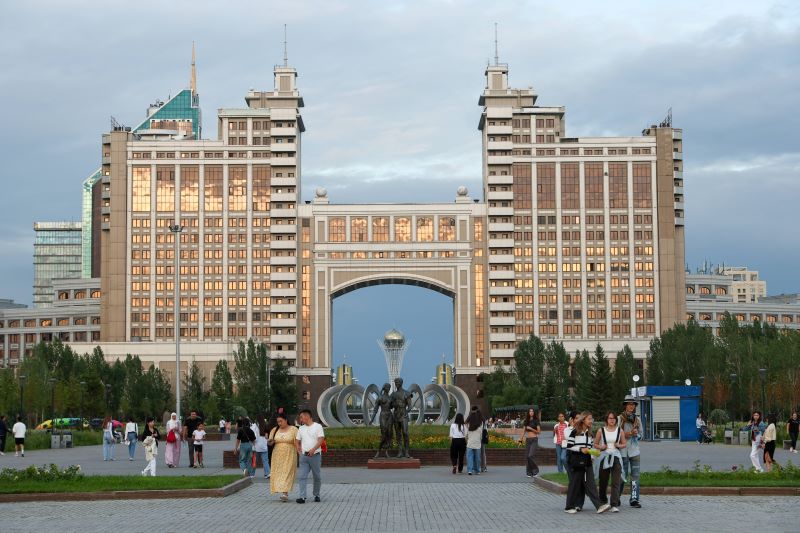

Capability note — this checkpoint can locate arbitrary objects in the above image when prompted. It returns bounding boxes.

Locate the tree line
[0,339,297,426]
[482,312,800,421]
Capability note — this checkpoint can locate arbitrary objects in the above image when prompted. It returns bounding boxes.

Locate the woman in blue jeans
[554,412,569,473]
[235,418,257,477]
[465,406,484,475]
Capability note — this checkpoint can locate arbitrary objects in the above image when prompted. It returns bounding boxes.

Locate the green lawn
[541,469,800,487]
[2,430,104,451]
[0,475,242,494]
[324,426,519,449]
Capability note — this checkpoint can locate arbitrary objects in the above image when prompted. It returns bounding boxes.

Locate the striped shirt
[566,429,594,453]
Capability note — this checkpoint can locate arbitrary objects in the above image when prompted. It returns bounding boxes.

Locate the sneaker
[296,498,306,504]
[526,474,532,478]
[15,453,19,457]
[597,503,611,514]
[314,496,320,502]
[21,453,24,457]
[452,466,457,474]
[264,474,269,478]
[468,472,472,475]
[793,450,798,454]
[630,501,641,508]
[575,507,582,512]
[279,494,288,502]
[129,458,133,461]
[564,508,578,514]
[611,507,619,513]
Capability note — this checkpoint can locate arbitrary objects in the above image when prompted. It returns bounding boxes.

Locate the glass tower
[33,221,82,307]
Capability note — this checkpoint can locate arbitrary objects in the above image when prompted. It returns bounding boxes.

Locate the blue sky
[0,1,798,385]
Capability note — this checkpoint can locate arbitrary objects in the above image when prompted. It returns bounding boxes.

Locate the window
[395,217,411,242]
[328,217,345,242]
[416,217,433,242]
[584,162,604,209]
[156,166,175,212]
[512,163,532,209]
[536,163,555,208]
[204,166,223,211]
[228,166,246,211]
[351,217,367,242]
[632,163,652,208]
[560,163,579,209]
[608,162,628,208]
[438,216,455,241]
[253,165,270,211]
[180,166,199,212]
[372,217,389,242]
[132,167,151,212]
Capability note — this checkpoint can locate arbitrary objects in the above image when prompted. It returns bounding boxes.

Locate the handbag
[166,429,177,443]
[567,450,590,469]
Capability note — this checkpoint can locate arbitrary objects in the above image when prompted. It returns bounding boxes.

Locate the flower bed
[324,426,519,450]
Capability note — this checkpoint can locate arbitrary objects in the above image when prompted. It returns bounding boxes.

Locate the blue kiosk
[632,385,701,442]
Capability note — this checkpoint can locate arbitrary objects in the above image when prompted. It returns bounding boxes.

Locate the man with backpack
[618,395,643,508]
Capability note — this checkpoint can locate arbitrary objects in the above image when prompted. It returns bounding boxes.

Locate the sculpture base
[367,458,421,469]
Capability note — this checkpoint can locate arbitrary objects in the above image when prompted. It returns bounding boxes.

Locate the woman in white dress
[165,412,182,468]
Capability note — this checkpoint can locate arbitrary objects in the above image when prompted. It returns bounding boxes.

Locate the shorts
[15,438,24,445]
[193,444,203,453]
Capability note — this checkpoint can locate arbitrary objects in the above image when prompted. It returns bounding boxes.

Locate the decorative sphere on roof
[384,328,405,342]
[315,187,328,198]
[456,186,468,196]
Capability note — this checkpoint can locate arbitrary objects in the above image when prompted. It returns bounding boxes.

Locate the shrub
[708,409,729,426]
[0,464,83,483]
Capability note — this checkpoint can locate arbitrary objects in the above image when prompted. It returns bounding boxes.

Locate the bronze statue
[390,377,414,458]
[370,383,394,458]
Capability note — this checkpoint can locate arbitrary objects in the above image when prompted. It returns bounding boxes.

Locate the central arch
[330,274,457,300]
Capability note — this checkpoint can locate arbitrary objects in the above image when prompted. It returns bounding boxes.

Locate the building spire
[190,41,197,93]
[283,24,288,67]
[494,22,499,65]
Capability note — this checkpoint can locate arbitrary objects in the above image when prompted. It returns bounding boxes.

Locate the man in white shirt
[295,409,324,503]
[12,416,26,457]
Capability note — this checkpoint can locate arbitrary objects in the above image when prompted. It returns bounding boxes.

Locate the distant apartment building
[686,267,799,333]
[33,221,82,307]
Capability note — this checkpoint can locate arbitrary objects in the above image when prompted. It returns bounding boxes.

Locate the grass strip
[0,475,241,494]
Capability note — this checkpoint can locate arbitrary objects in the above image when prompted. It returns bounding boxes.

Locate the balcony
[673,149,683,160]
[488,222,514,232]
[674,170,683,180]
[489,332,516,343]
[488,238,515,248]
[489,315,515,326]
[270,157,297,166]
[489,301,516,312]
[487,155,514,165]
[271,192,297,203]
[674,185,684,195]
[487,174,513,184]
[271,177,296,187]
[270,239,297,250]
[487,141,513,151]
[271,126,296,136]
[271,142,297,153]
[487,190,514,201]
[486,125,512,135]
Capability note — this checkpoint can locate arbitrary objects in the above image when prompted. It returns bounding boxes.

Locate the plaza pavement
[1,434,796,531]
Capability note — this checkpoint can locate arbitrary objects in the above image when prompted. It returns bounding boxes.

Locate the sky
[0,1,798,387]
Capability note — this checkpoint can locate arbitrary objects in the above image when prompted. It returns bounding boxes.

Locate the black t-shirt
[185,416,203,435]
[788,419,800,434]
[0,421,7,436]
[237,427,256,443]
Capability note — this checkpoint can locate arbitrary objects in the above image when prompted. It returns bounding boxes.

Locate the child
[192,422,206,468]
[142,435,157,477]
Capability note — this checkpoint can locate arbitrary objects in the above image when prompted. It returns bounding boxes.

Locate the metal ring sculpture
[319,382,471,427]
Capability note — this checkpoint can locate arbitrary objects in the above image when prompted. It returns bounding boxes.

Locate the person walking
[554,412,569,474]
[125,416,139,461]
[523,407,541,477]
[12,416,26,457]
[695,413,705,444]
[164,412,182,468]
[465,406,483,475]
[480,417,488,473]
[268,412,298,502]
[743,410,766,472]
[192,422,206,468]
[449,413,467,474]
[595,411,627,513]
[0,415,8,455]
[102,415,116,461]
[295,409,324,503]
[618,395,643,508]
[219,417,226,434]
[564,412,609,514]
[763,413,777,472]
[787,412,799,454]
[563,412,577,484]
[254,415,271,479]
[235,417,257,478]
[183,410,203,468]
[141,435,158,476]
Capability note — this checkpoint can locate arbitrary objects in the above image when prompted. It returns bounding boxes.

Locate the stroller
[699,425,714,444]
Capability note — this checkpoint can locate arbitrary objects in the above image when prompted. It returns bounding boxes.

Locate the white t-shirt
[449,423,467,439]
[192,429,206,445]
[296,422,325,454]
[125,422,138,435]
[12,422,26,439]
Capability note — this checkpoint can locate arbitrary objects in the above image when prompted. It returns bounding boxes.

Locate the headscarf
[167,412,180,431]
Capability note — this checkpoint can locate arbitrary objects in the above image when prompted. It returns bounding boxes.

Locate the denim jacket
[743,421,766,442]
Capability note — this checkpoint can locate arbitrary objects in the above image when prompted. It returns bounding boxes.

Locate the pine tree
[573,349,592,411]
[612,345,638,403]
[182,360,209,416]
[210,360,234,419]
[589,344,614,417]
[514,334,546,406]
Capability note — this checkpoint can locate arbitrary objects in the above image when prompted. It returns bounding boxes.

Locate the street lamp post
[79,381,86,430]
[48,377,56,434]
[758,368,766,412]
[698,376,705,417]
[18,374,26,420]
[267,352,272,414]
[168,223,184,420]
[729,373,737,432]
[105,383,112,413]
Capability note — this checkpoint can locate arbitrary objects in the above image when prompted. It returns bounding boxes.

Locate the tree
[270,357,298,413]
[612,345,638,403]
[183,360,209,417]
[513,334,546,406]
[588,344,614,417]
[542,341,570,419]
[233,339,269,417]
[573,349,592,411]
[210,360,234,420]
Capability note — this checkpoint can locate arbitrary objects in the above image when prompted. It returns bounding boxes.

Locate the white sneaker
[611,507,619,513]
[564,508,578,514]
[793,450,798,454]
[597,503,611,514]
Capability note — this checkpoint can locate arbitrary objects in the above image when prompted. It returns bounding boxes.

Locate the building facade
[33,221,83,307]
[6,55,689,408]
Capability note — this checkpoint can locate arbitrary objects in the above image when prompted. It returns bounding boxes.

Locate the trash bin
[724,429,733,445]
[62,431,73,449]
[51,433,60,449]
[739,430,750,446]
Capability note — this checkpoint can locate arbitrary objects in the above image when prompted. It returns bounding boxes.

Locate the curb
[532,477,800,497]
[0,476,253,503]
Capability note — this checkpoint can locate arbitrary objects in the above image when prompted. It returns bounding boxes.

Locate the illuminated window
[253,165,270,211]
[372,217,389,242]
[416,217,433,242]
[351,217,367,242]
[438,216,455,241]
[132,167,151,212]
[328,217,345,242]
[156,166,175,212]
[180,166,199,212]
[395,217,411,242]
[204,166,223,211]
[228,166,246,211]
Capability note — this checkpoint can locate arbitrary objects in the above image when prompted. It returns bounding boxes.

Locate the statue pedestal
[367,458,421,469]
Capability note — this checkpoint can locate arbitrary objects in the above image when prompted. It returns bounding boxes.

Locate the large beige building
[56,57,686,407]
